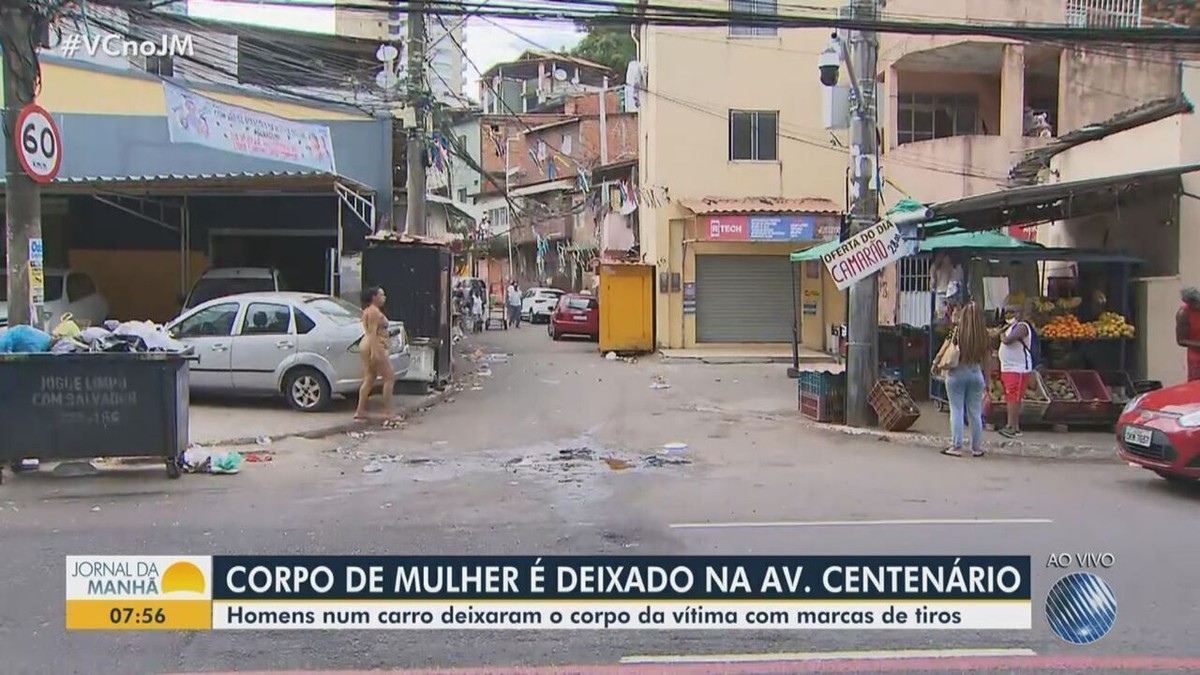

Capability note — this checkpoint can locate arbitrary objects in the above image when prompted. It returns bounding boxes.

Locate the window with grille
[896,93,980,145]
[729,110,779,161]
[1065,0,1142,28]
[730,0,778,37]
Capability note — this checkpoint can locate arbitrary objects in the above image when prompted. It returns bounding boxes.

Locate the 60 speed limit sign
[15,103,62,184]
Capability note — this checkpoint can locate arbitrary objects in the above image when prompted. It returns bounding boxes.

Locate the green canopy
[789,200,1037,262]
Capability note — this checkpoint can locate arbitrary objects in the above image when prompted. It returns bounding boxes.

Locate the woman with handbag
[934,301,990,457]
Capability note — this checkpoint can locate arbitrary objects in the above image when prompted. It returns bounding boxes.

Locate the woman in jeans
[940,301,990,457]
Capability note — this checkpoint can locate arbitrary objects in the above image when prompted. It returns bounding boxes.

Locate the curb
[801,420,1120,462]
[192,388,454,447]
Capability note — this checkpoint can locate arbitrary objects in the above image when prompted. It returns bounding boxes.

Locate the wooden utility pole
[1,2,42,327]
[404,0,427,236]
[844,0,881,427]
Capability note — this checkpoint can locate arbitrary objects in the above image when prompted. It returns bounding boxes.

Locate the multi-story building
[479,51,612,115]
[876,0,1184,328]
[638,0,847,353]
[331,0,468,104]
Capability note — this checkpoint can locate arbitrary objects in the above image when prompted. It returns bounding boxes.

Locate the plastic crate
[984,371,1050,424]
[1067,370,1111,404]
[799,389,846,424]
[1098,370,1134,423]
[797,370,846,399]
[868,379,921,432]
[1041,369,1087,421]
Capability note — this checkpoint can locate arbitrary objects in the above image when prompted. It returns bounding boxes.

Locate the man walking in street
[506,281,523,328]
[1177,287,1200,381]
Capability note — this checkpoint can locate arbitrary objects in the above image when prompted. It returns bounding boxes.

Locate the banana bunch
[1056,296,1082,310]
[1033,297,1057,313]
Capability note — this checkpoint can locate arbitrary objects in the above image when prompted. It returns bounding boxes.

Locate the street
[1,325,1198,674]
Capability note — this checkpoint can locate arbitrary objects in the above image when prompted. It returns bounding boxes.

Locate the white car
[166,292,410,412]
[0,268,108,328]
[521,288,565,323]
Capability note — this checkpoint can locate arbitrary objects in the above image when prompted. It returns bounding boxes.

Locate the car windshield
[304,297,361,326]
[538,290,563,298]
[187,277,274,307]
[0,274,65,302]
[566,297,596,311]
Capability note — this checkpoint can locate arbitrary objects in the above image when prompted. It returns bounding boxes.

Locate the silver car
[165,292,411,412]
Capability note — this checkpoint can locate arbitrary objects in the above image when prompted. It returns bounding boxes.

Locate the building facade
[3,57,389,322]
[638,0,849,351]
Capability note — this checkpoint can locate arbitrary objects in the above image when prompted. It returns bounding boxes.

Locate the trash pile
[0,316,190,355]
[179,447,243,474]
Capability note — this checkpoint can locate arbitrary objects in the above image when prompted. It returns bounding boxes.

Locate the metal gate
[896,256,932,327]
[694,254,794,342]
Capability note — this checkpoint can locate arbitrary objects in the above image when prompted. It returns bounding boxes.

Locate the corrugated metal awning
[0,171,374,196]
[681,196,841,215]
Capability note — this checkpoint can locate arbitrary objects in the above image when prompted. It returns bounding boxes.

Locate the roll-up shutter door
[694,254,794,342]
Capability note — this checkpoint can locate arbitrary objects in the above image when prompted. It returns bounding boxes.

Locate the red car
[1116,379,1200,482]
[548,294,599,341]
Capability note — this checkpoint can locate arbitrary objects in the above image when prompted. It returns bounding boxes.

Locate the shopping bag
[51,312,82,339]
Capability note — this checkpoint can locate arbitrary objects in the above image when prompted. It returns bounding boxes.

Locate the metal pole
[2,4,41,327]
[404,0,427,236]
[845,0,881,427]
[505,137,515,282]
[599,76,609,165]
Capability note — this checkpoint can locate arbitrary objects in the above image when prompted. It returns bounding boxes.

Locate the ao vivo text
[1045,553,1116,569]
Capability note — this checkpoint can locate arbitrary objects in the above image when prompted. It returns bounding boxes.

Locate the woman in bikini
[354,286,396,422]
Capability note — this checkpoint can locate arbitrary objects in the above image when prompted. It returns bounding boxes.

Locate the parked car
[1116,380,1200,482]
[181,267,285,311]
[0,268,108,328]
[522,287,565,323]
[165,292,410,412]
[548,293,599,341]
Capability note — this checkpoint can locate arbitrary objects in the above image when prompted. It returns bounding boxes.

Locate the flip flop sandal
[941,447,963,457]
[971,449,986,457]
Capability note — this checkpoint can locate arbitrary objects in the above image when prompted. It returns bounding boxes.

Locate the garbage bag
[51,313,82,339]
[113,321,188,353]
[0,324,53,353]
[211,451,242,474]
[51,338,88,354]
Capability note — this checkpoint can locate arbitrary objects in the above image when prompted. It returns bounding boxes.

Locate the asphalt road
[1,324,1197,674]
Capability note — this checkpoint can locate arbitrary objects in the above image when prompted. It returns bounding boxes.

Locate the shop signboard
[702,214,838,242]
[822,220,905,291]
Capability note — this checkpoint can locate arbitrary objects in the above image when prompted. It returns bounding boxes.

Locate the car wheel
[284,367,332,412]
[549,324,561,341]
[1154,470,1199,484]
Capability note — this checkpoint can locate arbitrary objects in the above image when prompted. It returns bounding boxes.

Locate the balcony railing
[1065,0,1143,27]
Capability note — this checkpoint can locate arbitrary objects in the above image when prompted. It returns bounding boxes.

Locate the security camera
[818,34,841,87]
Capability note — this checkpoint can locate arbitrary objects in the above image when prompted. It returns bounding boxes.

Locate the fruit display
[1094,311,1136,338]
[1040,314,1096,340]
[987,374,1049,403]
[1042,372,1079,401]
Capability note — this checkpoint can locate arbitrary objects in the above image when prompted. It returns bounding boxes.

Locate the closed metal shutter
[695,254,795,342]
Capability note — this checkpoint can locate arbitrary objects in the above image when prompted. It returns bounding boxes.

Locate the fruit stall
[923,246,1142,428]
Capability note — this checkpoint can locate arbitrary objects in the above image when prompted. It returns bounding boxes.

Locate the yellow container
[598,263,655,353]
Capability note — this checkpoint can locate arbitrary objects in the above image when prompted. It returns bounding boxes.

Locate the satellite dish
[376,70,399,89]
[553,68,568,81]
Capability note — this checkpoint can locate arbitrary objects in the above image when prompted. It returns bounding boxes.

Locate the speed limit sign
[15,103,62,184]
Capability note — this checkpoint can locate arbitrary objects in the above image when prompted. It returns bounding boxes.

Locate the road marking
[620,647,1038,664]
[670,518,1054,529]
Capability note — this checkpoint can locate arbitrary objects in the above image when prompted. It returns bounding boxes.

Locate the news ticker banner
[66,555,1032,631]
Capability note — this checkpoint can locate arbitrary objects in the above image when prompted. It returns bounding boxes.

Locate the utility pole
[598,76,609,165]
[404,0,427,235]
[2,3,42,327]
[844,0,881,427]
[504,136,515,282]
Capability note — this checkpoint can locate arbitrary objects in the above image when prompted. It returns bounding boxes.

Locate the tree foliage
[570,24,636,82]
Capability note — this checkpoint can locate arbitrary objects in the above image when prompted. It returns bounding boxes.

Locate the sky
[186,1,583,95]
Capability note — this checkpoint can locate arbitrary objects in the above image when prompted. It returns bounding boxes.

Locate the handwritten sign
[821,220,905,291]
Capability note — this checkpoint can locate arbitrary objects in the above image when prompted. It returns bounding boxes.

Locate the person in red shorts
[1177,287,1200,382]
[996,303,1034,438]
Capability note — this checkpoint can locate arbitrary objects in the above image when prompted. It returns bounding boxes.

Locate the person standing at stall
[1177,287,1200,381]
[997,302,1036,438]
[936,302,989,458]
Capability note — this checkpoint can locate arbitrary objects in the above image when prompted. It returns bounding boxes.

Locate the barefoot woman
[354,286,396,421]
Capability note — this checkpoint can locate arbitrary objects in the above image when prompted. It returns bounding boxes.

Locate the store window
[896,93,980,145]
[729,110,778,161]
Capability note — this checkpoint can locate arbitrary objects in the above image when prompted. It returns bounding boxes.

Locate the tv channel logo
[1045,572,1117,645]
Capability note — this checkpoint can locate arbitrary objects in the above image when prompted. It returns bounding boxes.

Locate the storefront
[678,200,843,348]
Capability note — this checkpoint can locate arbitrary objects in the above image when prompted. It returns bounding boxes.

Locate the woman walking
[935,301,990,457]
[354,286,396,422]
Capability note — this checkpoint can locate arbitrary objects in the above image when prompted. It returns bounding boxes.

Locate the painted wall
[639,2,851,348]
[22,59,391,194]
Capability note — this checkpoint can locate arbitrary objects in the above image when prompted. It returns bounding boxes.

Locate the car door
[172,302,240,392]
[230,301,298,392]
